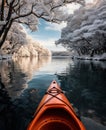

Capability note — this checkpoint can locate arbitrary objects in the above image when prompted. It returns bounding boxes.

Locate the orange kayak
[27,80,86,130]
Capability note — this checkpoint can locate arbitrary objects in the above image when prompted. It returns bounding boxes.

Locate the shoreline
[71,55,106,61]
[0,55,12,60]
[0,54,106,61]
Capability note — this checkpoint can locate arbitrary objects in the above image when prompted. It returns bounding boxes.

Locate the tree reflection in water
[56,60,106,126]
[0,58,106,130]
[0,79,16,130]
[0,57,51,130]
[0,74,45,130]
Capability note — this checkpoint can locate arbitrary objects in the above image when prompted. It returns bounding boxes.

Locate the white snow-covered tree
[1,23,28,55]
[0,0,85,48]
[56,0,106,57]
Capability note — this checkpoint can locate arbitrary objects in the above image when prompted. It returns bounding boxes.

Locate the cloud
[45,21,66,32]
[62,3,81,14]
[35,38,66,51]
[86,0,94,3]
[60,0,95,15]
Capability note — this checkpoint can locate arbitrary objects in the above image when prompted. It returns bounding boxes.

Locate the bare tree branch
[0,0,5,20]
[0,0,85,48]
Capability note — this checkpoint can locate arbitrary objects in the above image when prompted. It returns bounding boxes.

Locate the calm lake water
[0,56,106,130]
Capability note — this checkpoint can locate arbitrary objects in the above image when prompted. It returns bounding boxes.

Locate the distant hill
[52,51,71,57]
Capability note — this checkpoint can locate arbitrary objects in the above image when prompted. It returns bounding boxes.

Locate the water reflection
[13,56,51,81]
[0,57,52,130]
[0,57,51,99]
[0,80,16,130]
[0,58,106,130]
[56,60,106,128]
[28,57,72,90]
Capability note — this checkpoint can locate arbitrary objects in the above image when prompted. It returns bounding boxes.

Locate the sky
[26,19,67,51]
[26,0,94,52]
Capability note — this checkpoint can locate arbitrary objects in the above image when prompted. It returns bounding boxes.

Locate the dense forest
[0,0,84,47]
[0,0,106,60]
[56,0,106,60]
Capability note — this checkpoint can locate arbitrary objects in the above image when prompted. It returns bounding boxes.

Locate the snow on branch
[0,0,85,48]
[56,0,106,58]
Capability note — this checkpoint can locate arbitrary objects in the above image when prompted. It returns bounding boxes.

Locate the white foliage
[1,0,85,31]
[56,0,106,58]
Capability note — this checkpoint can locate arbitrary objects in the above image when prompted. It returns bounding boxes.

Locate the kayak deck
[27,80,86,130]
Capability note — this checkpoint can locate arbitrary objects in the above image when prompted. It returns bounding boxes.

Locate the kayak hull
[27,80,86,130]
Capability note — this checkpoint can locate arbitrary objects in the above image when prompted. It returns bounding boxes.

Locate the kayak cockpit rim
[28,106,82,130]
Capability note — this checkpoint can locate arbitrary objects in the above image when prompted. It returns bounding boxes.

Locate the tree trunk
[0,0,5,20]
[90,49,95,57]
[0,20,13,48]
[77,49,81,56]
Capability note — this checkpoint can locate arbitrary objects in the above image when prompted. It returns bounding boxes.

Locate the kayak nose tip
[53,81,56,84]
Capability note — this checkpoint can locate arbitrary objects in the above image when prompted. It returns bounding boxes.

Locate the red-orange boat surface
[27,80,86,130]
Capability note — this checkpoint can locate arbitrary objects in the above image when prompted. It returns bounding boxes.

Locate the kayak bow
[27,80,86,130]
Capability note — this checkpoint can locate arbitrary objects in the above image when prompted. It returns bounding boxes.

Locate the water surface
[0,57,106,130]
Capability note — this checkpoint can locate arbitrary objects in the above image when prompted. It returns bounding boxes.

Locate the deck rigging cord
[32,85,79,120]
